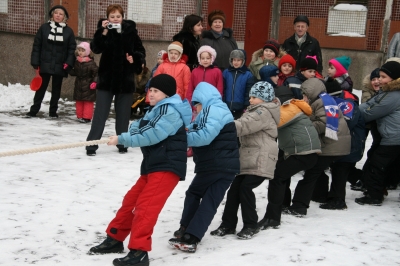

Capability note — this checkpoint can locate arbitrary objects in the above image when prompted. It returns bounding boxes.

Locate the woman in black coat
[85,4,145,156]
[172,14,203,71]
[26,5,76,118]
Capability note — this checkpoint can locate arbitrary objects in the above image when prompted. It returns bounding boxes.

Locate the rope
[0,138,109,158]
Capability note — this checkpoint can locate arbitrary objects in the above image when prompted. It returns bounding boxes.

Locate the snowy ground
[1,83,399,266]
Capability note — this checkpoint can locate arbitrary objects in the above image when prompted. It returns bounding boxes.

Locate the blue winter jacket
[118,94,192,180]
[188,82,240,174]
[223,52,255,113]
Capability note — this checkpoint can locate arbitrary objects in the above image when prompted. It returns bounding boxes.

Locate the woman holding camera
[86,4,146,156]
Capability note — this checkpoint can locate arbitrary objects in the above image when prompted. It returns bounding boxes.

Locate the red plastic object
[30,68,42,91]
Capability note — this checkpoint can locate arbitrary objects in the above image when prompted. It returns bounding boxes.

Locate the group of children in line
[80,36,400,266]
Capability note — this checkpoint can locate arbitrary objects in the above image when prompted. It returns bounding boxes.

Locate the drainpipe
[382,0,393,61]
[78,0,87,38]
[270,0,282,39]
[196,0,203,16]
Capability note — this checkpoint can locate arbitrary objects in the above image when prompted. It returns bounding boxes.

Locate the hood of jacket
[382,77,400,92]
[227,49,249,72]
[162,52,188,64]
[154,94,192,127]
[301,78,327,104]
[192,82,224,108]
[248,101,281,126]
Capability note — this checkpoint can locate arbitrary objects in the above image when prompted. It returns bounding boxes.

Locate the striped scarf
[48,21,66,42]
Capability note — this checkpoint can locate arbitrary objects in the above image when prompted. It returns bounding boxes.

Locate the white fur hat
[197,45,217,65]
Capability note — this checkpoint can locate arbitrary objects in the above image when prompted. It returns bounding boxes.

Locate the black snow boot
[113,250,149,266]
[236,227,260,240]
[88,235,124,254]
[319,198,347,210]
[257,218,280,230]
[210,226,235,236]
[173,225,186,238]
[283,206,307,217]
[355,193,383,206]
[168,233,199,253]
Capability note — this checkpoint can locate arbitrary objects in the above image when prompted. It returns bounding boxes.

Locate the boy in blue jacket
[88,74,191,266]
[168,82,240,253]
[223,49,255,119]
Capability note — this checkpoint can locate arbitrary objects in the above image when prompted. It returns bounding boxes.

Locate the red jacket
[154,54,191,100]
[187,65,223,104]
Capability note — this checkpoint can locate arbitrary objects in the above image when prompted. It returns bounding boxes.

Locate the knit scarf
[334,97,354,121]
[77,56,92,63]
[48,21,66,42]
[295,33,307,47]
[335,73,349,84]
[319,92,339,140]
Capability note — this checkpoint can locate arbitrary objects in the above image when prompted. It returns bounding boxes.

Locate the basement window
[327,3,368,37]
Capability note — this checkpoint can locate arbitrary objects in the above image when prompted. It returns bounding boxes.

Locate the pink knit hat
[77,42,91,57]
[329,56,351,78]
[197,45,217,65]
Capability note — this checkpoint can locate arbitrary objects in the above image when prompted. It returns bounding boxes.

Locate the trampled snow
[0,83,399,265]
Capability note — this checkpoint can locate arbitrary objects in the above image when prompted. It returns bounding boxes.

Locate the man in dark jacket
[281,15,323,73]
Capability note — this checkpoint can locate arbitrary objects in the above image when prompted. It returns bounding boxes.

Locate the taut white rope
[0,139,109,158]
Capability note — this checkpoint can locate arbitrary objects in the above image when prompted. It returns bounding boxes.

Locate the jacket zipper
[230,71,238,110]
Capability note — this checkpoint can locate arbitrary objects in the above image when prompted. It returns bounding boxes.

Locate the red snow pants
[106,171,179,251]
[75,100,94,119]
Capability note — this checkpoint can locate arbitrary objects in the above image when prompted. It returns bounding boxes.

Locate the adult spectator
[26,5,76,118]
[85,4,145,156]
[282,15,323,73]
[387,32,400,59]
[173,14,203,71]
[200,10,238,71]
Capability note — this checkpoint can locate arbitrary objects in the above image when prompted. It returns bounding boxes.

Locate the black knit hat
[49,5,69,19]
[299,58,317,71]
[149,74,176,97]
[380,61,400,80]
[369,68,380,80]
[263,39,280,56]
[274,86,294,103]
[294,15,309,26]
[325,77,342,94]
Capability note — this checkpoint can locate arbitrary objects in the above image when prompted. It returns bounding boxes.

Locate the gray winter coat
[301,78,351,156]
[387,32,400,59]
[234,101,280,179]
[359,78,400,146]
[277,99,321,158]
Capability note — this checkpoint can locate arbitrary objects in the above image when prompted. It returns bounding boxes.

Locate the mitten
[63,63,69,70]
[90,82,97,90]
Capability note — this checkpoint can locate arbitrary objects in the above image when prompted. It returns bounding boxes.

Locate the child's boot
[112,249,149,266]
[168,233,199,253]
[88,235,124,254]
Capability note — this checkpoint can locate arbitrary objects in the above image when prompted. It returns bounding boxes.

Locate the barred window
[127,0,163,24]
[0,0,8,13]
[335,0,367,5]
[327,2,368,36]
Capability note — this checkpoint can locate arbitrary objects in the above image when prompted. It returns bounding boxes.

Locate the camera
[106,23,121,30]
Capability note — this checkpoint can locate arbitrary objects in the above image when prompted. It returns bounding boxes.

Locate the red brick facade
[1,0,400,51]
